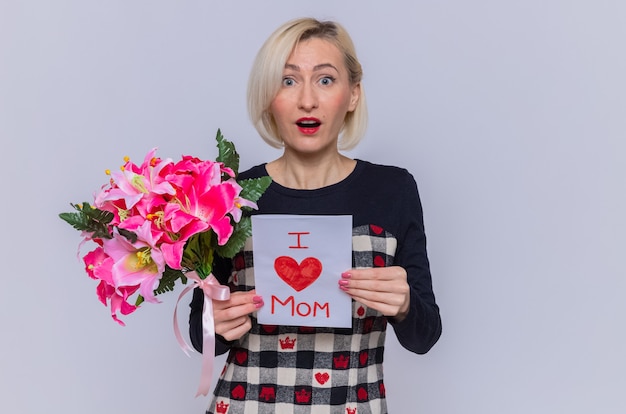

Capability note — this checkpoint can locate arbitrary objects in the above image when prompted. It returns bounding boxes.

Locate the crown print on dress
[215,401,229,414]
[295,388,312,403]
[333,354,349,369]
[259,386,276,402]
[346,407,357,414]
[279,336,296,349]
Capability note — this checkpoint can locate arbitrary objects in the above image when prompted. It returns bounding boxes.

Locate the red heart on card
[274,256,323,292]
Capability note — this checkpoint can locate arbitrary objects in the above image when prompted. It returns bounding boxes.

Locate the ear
[348,82,361,112]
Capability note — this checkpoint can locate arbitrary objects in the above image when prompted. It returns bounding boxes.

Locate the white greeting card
[252,215,353,328]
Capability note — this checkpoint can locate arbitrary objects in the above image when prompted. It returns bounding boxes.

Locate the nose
[297,82,318,111]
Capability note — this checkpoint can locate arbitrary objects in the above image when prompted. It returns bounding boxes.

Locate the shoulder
[237,164,268,180]
[356,159,417,187]
[355,160,422,210]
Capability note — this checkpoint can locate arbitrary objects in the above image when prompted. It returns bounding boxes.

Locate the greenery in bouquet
[60,130,271,325]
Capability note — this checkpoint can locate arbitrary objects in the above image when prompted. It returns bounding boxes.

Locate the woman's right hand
[213,290,264,342]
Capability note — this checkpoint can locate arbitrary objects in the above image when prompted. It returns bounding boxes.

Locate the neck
[266,151,356,190]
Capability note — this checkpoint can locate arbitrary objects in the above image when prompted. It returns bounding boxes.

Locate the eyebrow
[284,63,339,72]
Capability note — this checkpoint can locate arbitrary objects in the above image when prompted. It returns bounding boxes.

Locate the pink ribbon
[173,271,230,397]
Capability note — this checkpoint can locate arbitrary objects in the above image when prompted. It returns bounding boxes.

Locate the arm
[339,171,441,354]
[340,262,441,355]
[388,172,441,354]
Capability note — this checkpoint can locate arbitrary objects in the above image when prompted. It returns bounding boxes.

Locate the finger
[217,316,252,341]
[342,267,406,282]
[213,290,258,309]
[347,295,400,317]
[345,287,407,308]
[213,294,263,323]
[214,303,254,322]
[215,310,253,329]
[215,314,249,331]
[339,278,408,294]
[214,296,263,320]
[213,292,262,314]
[347,285,409,316]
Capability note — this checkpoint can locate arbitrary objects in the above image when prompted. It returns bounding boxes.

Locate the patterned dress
[190,160,441,414]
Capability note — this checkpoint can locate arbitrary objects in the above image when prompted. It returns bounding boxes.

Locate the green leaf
[215,129,240,176]
[153,266,186,296]
[136,269,189,306]
[238,176,272,204]
[181,231,215,278]
[135,295,144,307]
[216,216,252,258]
[59,202,114,239]
[117,227,137,244]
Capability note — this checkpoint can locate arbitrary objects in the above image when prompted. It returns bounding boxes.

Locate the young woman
[190,18,442,414]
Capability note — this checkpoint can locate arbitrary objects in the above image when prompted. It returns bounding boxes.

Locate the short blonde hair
[247,18,368,151]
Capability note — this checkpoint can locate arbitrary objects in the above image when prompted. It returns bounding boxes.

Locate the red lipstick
[296,117,321,135]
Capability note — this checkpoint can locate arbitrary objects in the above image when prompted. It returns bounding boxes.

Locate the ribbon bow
[173,271,230,397]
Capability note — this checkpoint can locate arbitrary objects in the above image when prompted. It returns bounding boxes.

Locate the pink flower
[96,281,140,326]
[95,149,176,210]
[83,247,139,326]
[165,181,235,246]
[103,221,166,304]
[163,163,255,246]
[83,247,109,280]
[61,134,270,326]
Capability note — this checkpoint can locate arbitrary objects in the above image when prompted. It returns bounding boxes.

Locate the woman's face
[270,37,360,157]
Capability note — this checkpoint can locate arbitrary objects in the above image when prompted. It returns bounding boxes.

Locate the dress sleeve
[388,172,442,354]
[188,255,235,355]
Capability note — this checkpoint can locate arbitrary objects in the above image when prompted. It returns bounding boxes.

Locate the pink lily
[102,220,166,303]
[97,281,140,326]
[95,149,176,210]
[166,181,238,246]
[83,247,140,326]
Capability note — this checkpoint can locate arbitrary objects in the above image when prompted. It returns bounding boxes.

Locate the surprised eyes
[281,76,336,87]
[319,76,334,86]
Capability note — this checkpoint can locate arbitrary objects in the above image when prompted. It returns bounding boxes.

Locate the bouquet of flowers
[60,130,270,325]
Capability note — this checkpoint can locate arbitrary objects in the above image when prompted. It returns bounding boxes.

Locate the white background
[1,1,624,413]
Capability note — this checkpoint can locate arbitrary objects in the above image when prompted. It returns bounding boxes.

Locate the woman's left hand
[338,266,411,321]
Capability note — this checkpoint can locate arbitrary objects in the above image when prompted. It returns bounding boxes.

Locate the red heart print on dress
[373,255,385,267]
[359,350,368,366]
[231,384,245,399]
[315,372,330,385]
[235,350,247,364]
[274,256,323,292]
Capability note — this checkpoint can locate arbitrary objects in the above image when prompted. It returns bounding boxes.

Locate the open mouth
[296,118,321,129]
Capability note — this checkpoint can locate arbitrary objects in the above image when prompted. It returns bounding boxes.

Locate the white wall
[1,1,624,413]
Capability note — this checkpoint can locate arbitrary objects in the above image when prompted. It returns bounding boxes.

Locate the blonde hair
[247,18,368,151]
